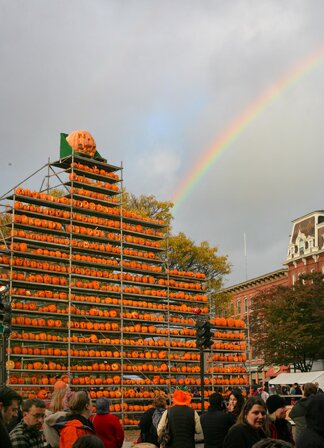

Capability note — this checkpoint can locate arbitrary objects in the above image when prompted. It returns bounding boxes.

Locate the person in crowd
[10,398,46,448]
[223,396,267,448]
[296,393,324,448]
[269,386,277,396]
[289,382,317,440]
[259,387,269,403]
[0,386,22,448]
[7,408,23,434]
[90,397,124,448]
[280,386,291,406]
[227,390,245,421]
[44,386,73,448]
[72,435,105,448]
[290,383,302,396]
[55,390,94,448]
[139,395,167,446]
[157,389,202,448]
[266,395,294,445]
[200,392,235,448]
[252,439,293,447]
[281,386,289,396]
[251,385,260,397]
[314,382,323,394]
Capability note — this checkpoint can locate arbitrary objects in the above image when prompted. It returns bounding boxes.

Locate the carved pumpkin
[66,130,96,157]
[37,389,48,399]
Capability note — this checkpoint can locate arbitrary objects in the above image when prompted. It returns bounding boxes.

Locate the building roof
[220,268,288,294]
[291,210,324,223]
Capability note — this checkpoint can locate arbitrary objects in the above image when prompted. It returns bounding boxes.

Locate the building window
[244,297,248,314]
[299,239,304,255]
[230,303,234,316]
[292,274,296,285]
[237,299,241,316]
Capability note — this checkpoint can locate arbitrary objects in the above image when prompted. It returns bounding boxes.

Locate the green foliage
[122,191,174,229]
[168,232,231,314]
[123,192,231,287]
[122,191,231,315]
[250,272,324,372]
[49,188,65,198]
[0,212,11,239]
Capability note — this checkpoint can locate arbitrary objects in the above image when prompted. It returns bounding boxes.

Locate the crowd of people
[0,381,323,448]
[137,382,324,448]
[0,383,124,448]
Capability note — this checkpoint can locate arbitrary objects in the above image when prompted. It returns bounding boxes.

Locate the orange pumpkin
[66,130,96,157]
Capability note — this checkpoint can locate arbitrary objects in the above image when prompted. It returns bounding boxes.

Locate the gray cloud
[1,0,324,285]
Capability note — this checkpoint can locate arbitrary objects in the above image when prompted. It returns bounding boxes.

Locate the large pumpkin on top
[66,130,96,157]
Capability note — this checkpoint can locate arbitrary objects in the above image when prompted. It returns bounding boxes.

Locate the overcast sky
[1,0,324,286]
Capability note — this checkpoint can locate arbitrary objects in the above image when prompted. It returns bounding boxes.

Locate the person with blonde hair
[55,391,95,448]
[44,385,72,448]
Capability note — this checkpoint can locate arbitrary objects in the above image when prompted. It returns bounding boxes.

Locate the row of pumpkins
[3,142,247,426]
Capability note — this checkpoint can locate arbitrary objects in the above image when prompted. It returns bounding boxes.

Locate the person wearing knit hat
[172,389,192,406]
[157,389,202,448]
[266,395,294,444]
[90,397,124,448]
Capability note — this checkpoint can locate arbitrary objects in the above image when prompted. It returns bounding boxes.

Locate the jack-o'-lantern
[66,130,96,157]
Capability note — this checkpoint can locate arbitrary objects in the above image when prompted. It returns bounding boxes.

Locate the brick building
[218,210,324,382]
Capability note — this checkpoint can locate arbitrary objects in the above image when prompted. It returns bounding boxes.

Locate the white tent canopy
[269,371,324,389]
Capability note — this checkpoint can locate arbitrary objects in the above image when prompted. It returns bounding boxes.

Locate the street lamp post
[0,285,12,383]
[194,309,213,413]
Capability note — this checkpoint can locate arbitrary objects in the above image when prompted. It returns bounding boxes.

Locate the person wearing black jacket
[266,395,294,445]
[0,386,22,448]
[289,382,317,440]
[223,397,267,448]
[296,393,324,448]
[157,390,202,448]
[139,396,167,445]
[200,393,235,448]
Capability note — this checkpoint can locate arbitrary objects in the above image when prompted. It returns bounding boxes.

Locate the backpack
[150,407,165,439]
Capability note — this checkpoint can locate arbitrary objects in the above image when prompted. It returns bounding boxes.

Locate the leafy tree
[49,188,65,198]
[122,191,174,229]
[168,231,230,284]
[0,212,11,239]
[250,273,324,372]
[123,193,232,314]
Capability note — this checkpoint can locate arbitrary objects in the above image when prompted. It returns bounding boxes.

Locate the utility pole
[195,311,213,412]
[0,285,12,384]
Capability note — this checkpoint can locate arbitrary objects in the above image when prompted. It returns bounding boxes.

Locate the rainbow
[172,46,324,209]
